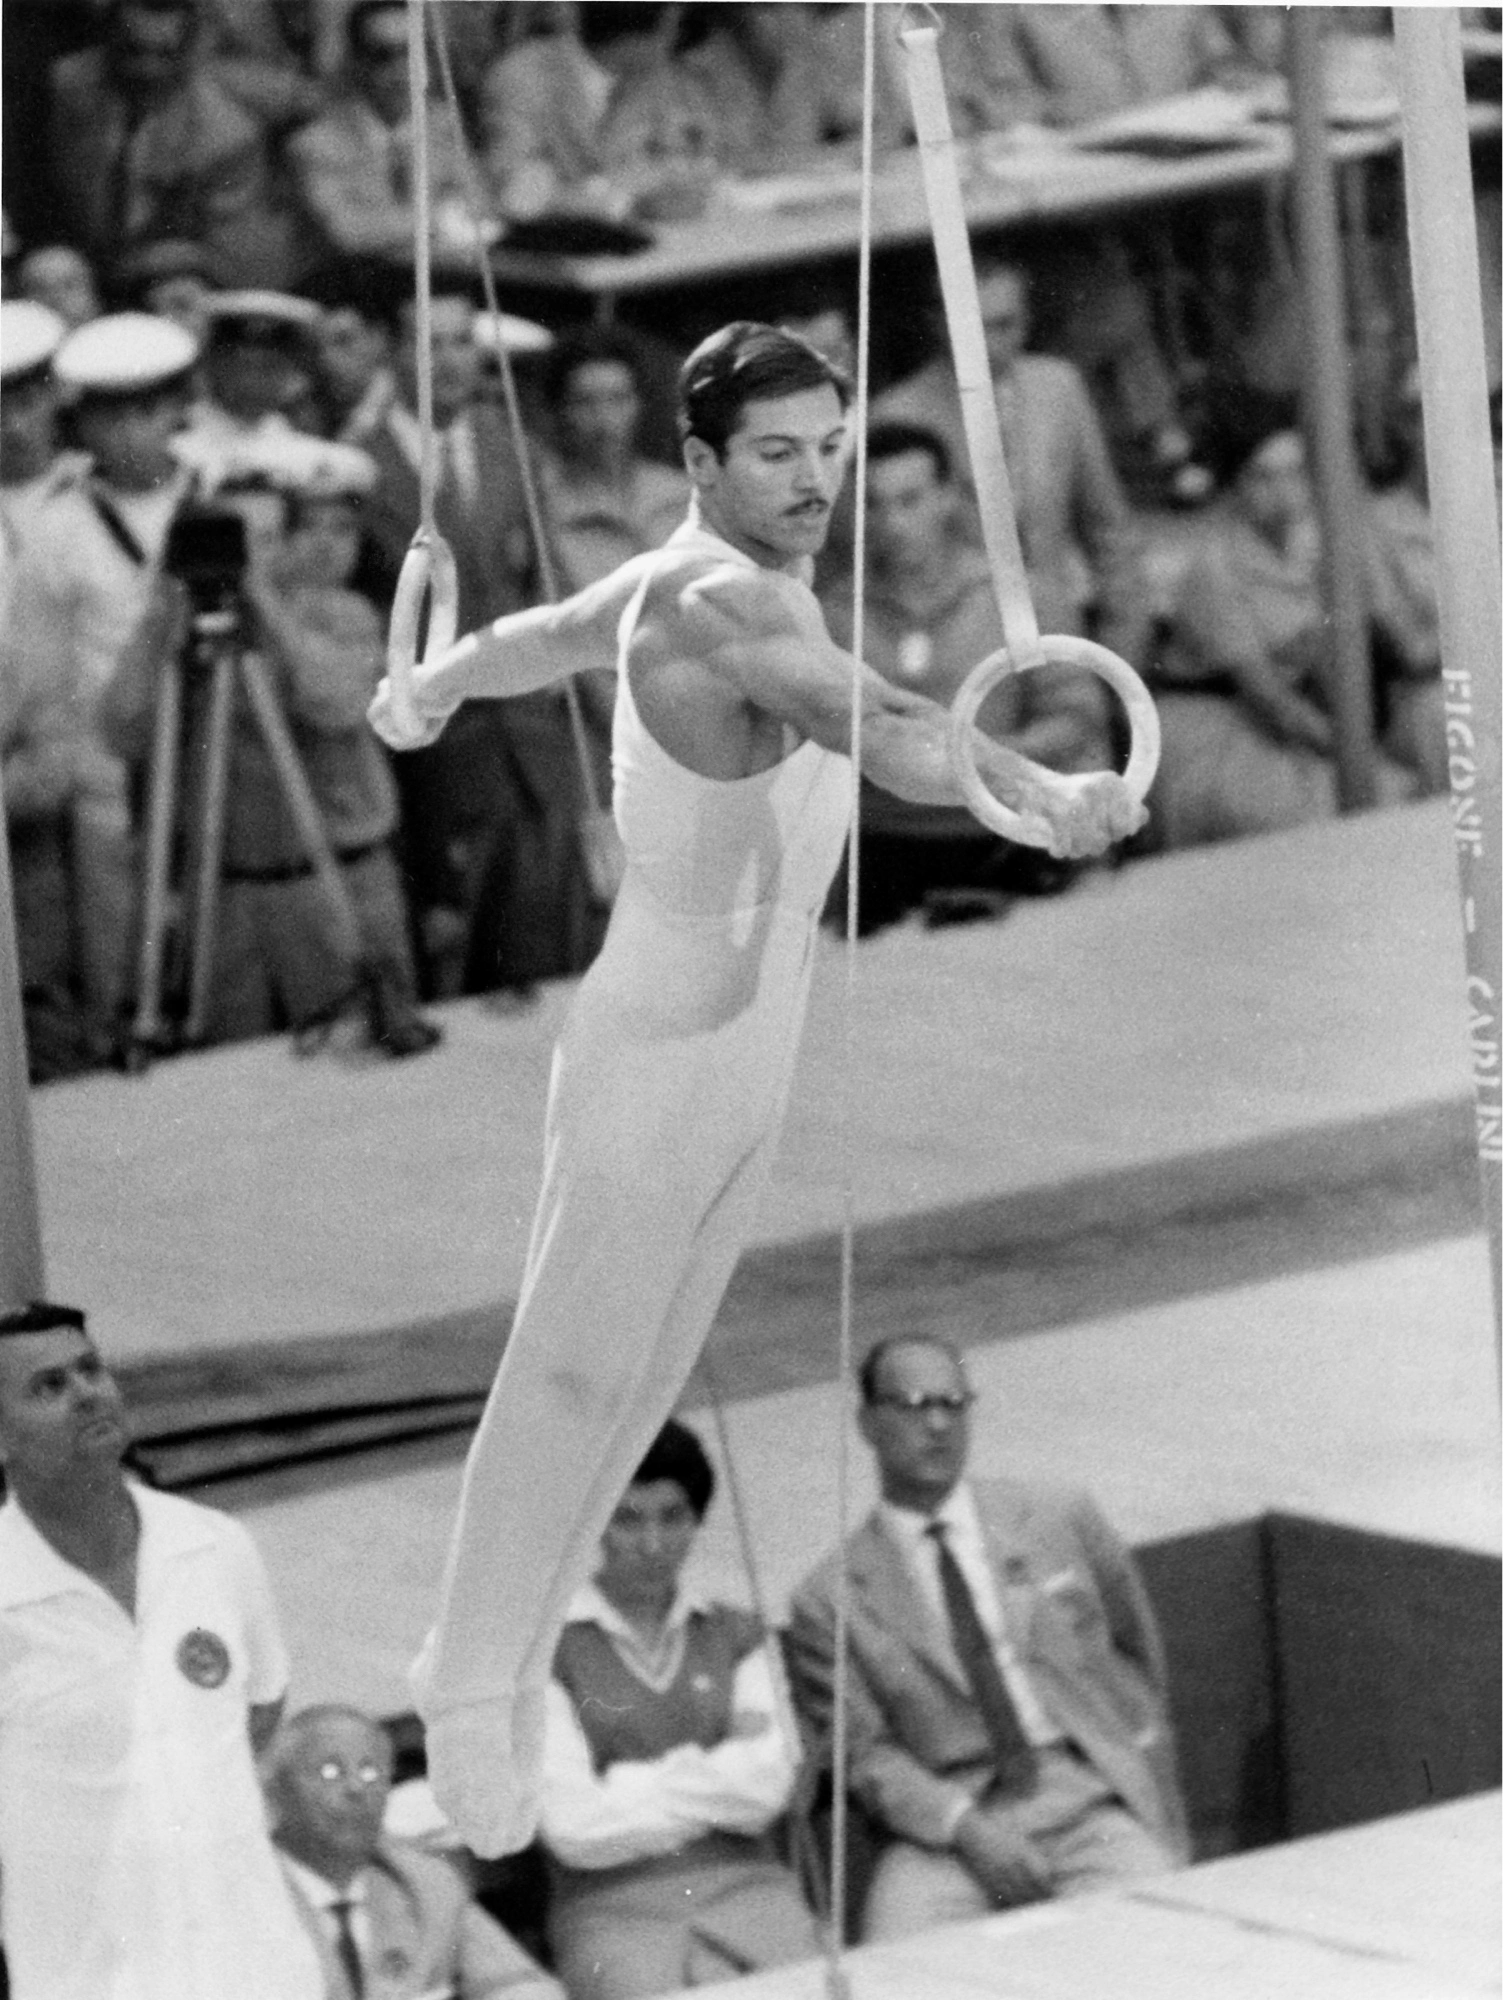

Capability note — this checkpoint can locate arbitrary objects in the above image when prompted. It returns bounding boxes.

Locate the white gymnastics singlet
[414,516,851,1853]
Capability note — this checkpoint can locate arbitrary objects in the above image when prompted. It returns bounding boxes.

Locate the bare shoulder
[652,553,825,651]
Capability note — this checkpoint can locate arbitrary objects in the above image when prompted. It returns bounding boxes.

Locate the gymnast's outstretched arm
[681,565,1146,859]
[369,555,655,746]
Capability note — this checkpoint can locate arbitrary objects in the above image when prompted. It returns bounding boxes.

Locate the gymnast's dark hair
[678,321,851,458]
[0,1301,87,1339]
[630,1417,716,1520]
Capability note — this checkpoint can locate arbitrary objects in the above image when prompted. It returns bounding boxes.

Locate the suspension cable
[825,9,878,1992]
[425,2,602,818]
[405,0,439,543]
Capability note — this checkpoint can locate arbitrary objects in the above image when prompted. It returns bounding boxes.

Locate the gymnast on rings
[368,321,1146,1855]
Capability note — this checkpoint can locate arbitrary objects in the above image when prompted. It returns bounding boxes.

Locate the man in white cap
[181,288,322,469]
[10,310,199,1047]
[99,434,440,1053]
[1,299,118,1076]
[0,300,77,542]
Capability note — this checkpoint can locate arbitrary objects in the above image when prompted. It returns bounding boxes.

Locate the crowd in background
[2,0,1499,1082]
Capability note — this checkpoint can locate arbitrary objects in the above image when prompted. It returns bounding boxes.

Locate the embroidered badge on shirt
[176,1627,232,1689]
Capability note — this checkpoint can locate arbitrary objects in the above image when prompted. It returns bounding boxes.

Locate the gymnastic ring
[947,636,1161,847]
[386,531,460,739]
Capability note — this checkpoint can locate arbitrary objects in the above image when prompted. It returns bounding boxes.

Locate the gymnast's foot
[414,1680,549,1857]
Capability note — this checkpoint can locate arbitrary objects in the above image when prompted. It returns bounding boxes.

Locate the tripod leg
[182,649,238,1046]
[127,649,184,1062]
[237,651,364,970]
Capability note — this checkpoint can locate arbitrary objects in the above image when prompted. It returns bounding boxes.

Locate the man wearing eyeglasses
[268,1704,565,1999]
[786,1334,1189,1941]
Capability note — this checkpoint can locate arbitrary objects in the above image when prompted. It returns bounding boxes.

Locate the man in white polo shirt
[0,1300,320,2000]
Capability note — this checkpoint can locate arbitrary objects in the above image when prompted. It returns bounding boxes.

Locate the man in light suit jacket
[873,257,1153,675]
[269,1704,565,2000]
[787,1334,1189,1940]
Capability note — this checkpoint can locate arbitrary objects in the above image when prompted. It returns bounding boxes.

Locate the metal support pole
[183,645,237,1044]
[1287,8,1380,811]
[129,646,184,1058]
[1394,7,1503,1349]
[0,807,44,1305]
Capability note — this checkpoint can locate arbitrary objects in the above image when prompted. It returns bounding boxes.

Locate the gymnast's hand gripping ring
[947,637,1162,846]
[386,530,460,742]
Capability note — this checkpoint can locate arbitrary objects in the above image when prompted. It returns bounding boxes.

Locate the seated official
[539,1419,819,2000]
[1154,415,1414,848]
[788,1335,1189,1942]
[821,420,1112,932]
[268,1704,563,2000]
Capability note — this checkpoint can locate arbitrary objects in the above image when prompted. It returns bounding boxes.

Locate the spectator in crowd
[200,0,330,77]
[112,237,224,347]
[305,258,399,442]
[787,1334,1189,1941]
[47,0,308,292]
[181,289,323,470]
[524,323,685,855]
[1153,415,1414,847]
[1366,362,1449,796]
[360,274,601,1003]
[15,243,102,331]
[479,2,720,225]
[1006,3,1257,129]
[0,1299,323,1999]
[539,1418,819,1998]
[477,2,611,220]
[822,421,1111,932]
[268,1703,564,1999]
[99,439,440,1054]
[287,0,472,262]
[679,3,911,175]
[876,255,1153,677]
[962,4,1244,500]
[537,324,689,594]
[0,303,81,539]
[19,312,201,1043]
[1,303,116,1078]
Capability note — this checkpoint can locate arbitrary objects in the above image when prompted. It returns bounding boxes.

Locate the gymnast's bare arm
[370,554,1145,859]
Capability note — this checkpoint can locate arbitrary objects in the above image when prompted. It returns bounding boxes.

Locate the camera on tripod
[161,501,251,639]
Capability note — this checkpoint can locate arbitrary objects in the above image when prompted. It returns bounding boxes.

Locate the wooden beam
[1394,6,1503,1351]
[1287,8,1381,811]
